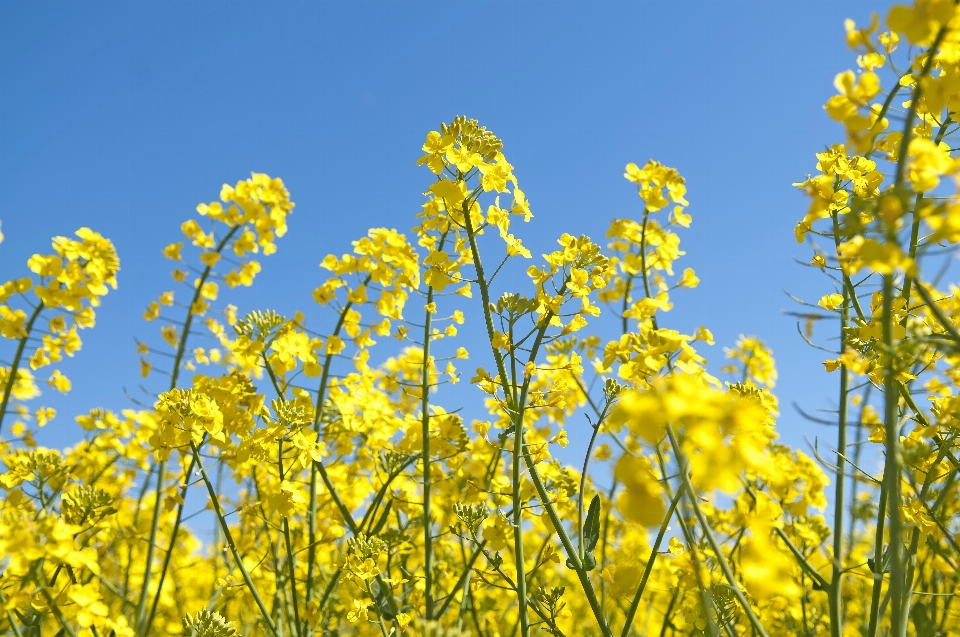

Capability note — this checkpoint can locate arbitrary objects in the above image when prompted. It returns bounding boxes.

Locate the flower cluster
[0,228,118,443]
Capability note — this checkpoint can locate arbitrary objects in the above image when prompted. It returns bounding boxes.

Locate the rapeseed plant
[2,2,960,636]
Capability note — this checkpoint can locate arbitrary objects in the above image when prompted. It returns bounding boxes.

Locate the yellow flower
[48,369,71,393]
[906,137,953,192]
[163,242,183,260]
[161,324,179,346]
[346,599,372,623]
[677,267,699,288]
[818,293,844,311]
[614,453,665,527]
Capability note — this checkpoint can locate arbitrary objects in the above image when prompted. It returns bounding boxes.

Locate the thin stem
[435,544,484,619]
[666,427,770,637]
[830,209,866,322]
[598,478,619,613]
[874,24,950,633]
[579,408,609,560]
[190,439,280,637]
[135,460,167,633]
[619,487,683,637]
[35,581,80,637]
[915,283,960,342]
[655,444,719,637]
[306,277,369,615]
[138,223,242,636]
[866,483,888,637]
[458,192,529,634]
[279,440,303,637]
[520,432,613,637]
[422,234,446,619]
[893,26,951,187]
[143,443,203,634]
[829,289,850,637]
[0,302,43,437]
[658,589,680,637]
[511,394,529,637]
[461,193,610,637]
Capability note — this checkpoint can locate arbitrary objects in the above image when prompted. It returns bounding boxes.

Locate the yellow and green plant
[2,1,960,635]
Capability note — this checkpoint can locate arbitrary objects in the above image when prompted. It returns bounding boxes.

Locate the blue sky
[1,0,898,461]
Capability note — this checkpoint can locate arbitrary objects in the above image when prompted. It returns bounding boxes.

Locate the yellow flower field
[2,1,960,635]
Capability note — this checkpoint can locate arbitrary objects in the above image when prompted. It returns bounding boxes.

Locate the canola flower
[2,2,960,636]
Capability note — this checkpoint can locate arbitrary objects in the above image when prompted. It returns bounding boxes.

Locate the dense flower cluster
[2,2,959,636]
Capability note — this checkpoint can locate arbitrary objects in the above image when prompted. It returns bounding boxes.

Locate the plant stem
[881,279,906,635]
[35,581,79,637]
[458,194,531,635]
[619,487,683,637]
[137,223,241,636]
[279,440,303,637]
[305,278,368,619]
[421,233,445,619]
[511,397,529,637]
[143,443,203,634]
[0,302,43,437]
[189,439,280,637]
[461,195,611,637]
[666,427,770,637]
[829,290,850,637]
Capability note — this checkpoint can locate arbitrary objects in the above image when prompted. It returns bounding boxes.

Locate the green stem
[0,589,24,637]
[740,482,829,589]
[0,302,43,437]
[312,457,402,619]
[306,277,368,616]
[893,25,950,187]
[135,459,167,633]
[638,207,653,302]
[435,544,484,619]
[666,427,770,637]
[830,209,866,322]
[190,439,280,637]
[914,283,960,343]
[36,580,79,637]
[866,483,888,637]
[658,589,680,637]
[520,434,613,637]
[422,233,445,619]
[458,194,531,634]
[421,295,435,620]
[621,274,634,334]
[895,386,953,636]
[461,195,610,637]
[882,276,906,636]
[511,394,529,637]
[279,440,303,637]
[619,487,683,637]
[877,24,951,631]
[143,444,203,634]
[579,404,610,560]
[654,445,719,637]
[830,290,850,637]
[138,223,241,636]
[598,478,619,613]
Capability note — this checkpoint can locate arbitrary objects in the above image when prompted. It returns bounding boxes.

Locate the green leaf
[583,494,601,554]
[582,552,597,571]
[910,602,931,636]
[565,554,597,571]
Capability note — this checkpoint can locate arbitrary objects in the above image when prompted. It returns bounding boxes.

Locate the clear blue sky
[1,0,896,458]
